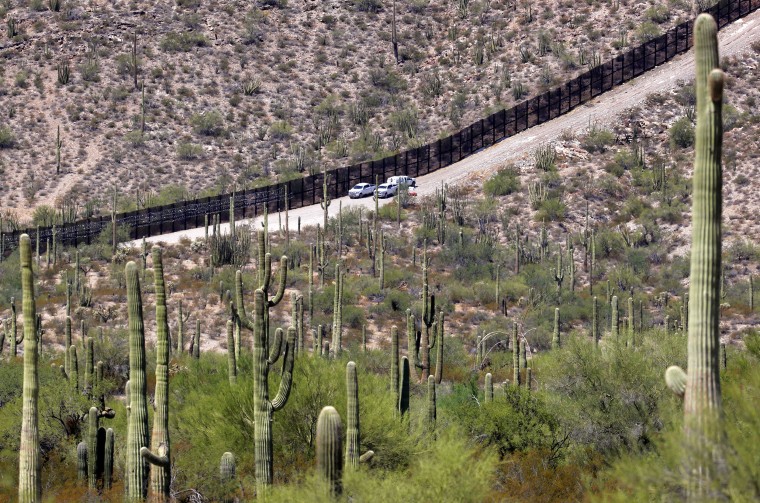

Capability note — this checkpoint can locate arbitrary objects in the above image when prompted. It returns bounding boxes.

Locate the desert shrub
[669,117,694,149]
[0,126,15,148]
[160,31,209,52]
[484,165,520,196]
[177,142,203,160]
[580,126,615,153]
[191,111,225,137]
[535,197,566,222]
[635,21,661,42]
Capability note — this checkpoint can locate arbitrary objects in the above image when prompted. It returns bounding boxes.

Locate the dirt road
[133,11,760,246]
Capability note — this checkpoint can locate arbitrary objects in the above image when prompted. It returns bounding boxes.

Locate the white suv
[387,175,416,188]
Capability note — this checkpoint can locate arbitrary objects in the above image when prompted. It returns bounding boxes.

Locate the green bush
[484,165,520,196]
[0,126,15,148]
[191,111,225,137]
[160,31,209,52]
[177,142,203,160]
[669,117,694,149]
[580,126,615,153]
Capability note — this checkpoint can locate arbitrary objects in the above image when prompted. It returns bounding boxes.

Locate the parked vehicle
[377,183,398,198]
[387,175,416,187]
[348,183,376,198]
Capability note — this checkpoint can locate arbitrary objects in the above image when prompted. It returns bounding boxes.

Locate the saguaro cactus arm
[271,327,296,411]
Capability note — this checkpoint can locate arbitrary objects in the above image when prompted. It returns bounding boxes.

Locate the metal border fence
[1,0,757,256]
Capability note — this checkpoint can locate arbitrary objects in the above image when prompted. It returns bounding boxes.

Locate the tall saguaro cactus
[664,14,726,498]
[247,286,296,491]
[552,308,560,349]
[18,235,40,503]
[316,406,343,496]
[125,261,150,501]
[8,297,22,357]
[391,326,399,417]
[418,244,437,382]
[140,247,171,501]
[345,361,360,469]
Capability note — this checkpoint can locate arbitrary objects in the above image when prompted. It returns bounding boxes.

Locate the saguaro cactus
[399,356,410,417]
[77,442,88,483]
[592,296,599,345]
[434,309,444,384]
[406,309,419,381]
[332,263,344,356]
[391,326,399,416]
[664,14,726,498]
[125,261,150,501]
[484,373,493,403]
[316,406,343,496]
[140,247,171,501]
[552,307,560,349]
[418,244,437,382]
[243,284,296,490]
[104,428,114,490]
[193,320,201,359]
[427,375,437,431]
[8,297,22,357]
[512,323,520,386]
[87,407,99,489]
[611,295,619,339]
[226,321,237,384]
[18,235,40,503]
[345,361,360,469]
[220,452,236,480]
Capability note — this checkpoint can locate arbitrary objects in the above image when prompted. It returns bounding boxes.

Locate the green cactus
[69,345,78,390]
[177,300,187,353]
[226,321,237,384]
[628,297,635,346]
[104,428,114,490]
[552,307,560,349]
[332,263,344,356]
[427,375,436,431]
[345,361,360,469]
[379,230,386,289]
[220,452,236,480]
[316,406,343,496]
[245,283,296,490]
[519,336,526,371]
[77,441,88,483]
[419,244,437,382]
[512,323,520,386]
[18,235,41,503]
[611,295,619,339]
[750,275,754,311]
[140,247,171,501]
[552,248,564,294]
[406,309,419,381]
[193,320,201,359]
[484,373,493,403]
[85,337,94,396]
[434,309,444,384]
[362,324,367,353]
[399,356,410,417]
[8,297,21,357]
[664,14,726,496]
[320,171,332,231]
[526,367,533,391]
[476,335,482,367]
[125,261,150,501]
[391,326,399,417]
[592,296,599,345]
[568,240,575,293]
[87,407,98,488]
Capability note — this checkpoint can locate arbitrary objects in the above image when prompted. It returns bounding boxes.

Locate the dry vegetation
[0,0,699,221]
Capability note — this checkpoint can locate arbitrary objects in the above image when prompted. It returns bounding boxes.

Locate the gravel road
[133,11,760,246]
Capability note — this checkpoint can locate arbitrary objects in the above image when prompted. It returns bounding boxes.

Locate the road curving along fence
[1,0,758,257]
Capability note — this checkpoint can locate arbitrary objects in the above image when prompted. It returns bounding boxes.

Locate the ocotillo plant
[140,247,171,501]
[316,406,343,496]
[419,244,437,382]
[665,14,726,498]
[18,235,40,503]
[125,261,150,501]
[484,373,493,403]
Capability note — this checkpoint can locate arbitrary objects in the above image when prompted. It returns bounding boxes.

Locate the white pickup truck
[387,175,416,188]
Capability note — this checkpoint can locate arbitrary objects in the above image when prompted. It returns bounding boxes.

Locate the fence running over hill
[1,0,758,256]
